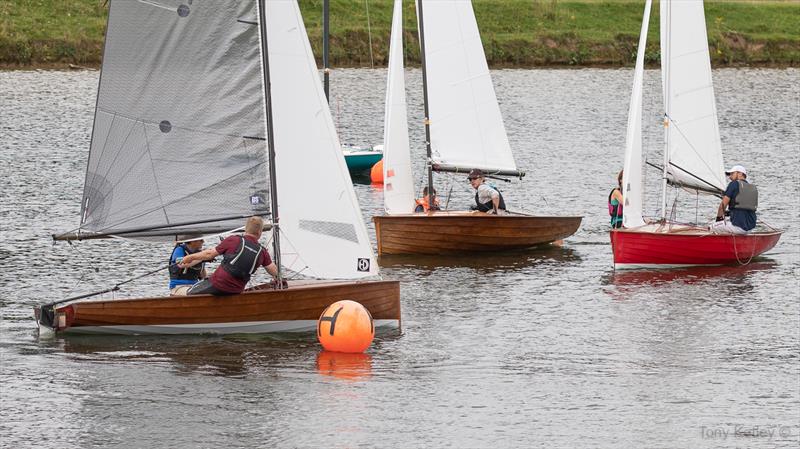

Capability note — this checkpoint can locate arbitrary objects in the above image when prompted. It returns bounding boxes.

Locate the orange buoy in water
[317,300,375,353]
[370,159,384,184]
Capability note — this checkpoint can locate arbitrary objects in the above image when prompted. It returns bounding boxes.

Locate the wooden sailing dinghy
[611,0,781,270]
[35,0,399,334]
[373,0,581,256]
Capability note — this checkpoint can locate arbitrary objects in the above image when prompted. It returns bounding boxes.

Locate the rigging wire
[364,0,375,68]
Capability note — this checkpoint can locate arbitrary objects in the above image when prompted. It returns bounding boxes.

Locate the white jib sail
[621,0,651,228]
[660,0,726,194]
[418,0,517,173]
[383,0,415,214]
[265,0,377,278]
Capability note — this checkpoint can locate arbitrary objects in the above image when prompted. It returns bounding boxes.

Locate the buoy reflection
[316,350,373,381]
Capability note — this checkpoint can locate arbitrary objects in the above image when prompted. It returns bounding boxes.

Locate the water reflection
[59,334,319,378]
[378,245,581,273]
[316,351,373,381]
[603,260,778,288]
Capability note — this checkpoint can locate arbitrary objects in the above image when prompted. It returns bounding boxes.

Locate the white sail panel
[660,0,726,194]
[265,0,377,278]
[419,0,517,173]
[622,0,651,228]
[383,0,415,214]
[80,0,270,240]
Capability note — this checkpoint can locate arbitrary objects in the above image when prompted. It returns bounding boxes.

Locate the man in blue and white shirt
[711,165,757,234]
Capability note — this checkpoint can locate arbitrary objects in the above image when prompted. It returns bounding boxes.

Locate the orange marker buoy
[317,300,375,353]
[370,159,384,184]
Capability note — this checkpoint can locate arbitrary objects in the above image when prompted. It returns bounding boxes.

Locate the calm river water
[1,68,798,448]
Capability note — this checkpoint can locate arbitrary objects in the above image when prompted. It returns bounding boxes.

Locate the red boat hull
[610,227,782,269]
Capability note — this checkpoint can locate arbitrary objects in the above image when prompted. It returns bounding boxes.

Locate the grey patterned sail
[78,0,269,240]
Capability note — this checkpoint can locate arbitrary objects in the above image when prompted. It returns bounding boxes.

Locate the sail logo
[357,258,370,272]
[250,195,263,205]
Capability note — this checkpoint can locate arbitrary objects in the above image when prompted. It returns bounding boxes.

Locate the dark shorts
[186,279,237,296]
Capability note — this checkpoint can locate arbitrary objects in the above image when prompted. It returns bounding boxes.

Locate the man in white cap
[711,165,757,234]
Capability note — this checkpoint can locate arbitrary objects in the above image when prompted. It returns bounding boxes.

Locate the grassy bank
[1,0,798,68]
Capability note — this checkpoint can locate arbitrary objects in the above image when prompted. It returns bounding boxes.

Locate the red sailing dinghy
[610,0,781,270]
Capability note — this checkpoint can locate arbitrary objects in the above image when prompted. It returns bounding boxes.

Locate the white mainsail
[266,0,377,279]
[418,0,517,174]
[79,0,270,239]
[660,0,726,194]
[382,0,415,214]
[621,0,651,229]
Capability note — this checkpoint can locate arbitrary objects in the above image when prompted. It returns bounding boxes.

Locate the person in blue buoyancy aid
[710,165,758,235]
[168,237,207,295]
[608,170,624,229]
[467,168,507,214]
[178,216,283,296]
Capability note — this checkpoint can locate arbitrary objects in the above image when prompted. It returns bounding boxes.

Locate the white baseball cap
[725,165,747,176]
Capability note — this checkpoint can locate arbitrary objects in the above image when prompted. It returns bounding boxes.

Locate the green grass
[1,0,798,68]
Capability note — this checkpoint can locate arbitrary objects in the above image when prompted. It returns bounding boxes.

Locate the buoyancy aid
[169,244,203,281]
[733,180,758,211]
[474,185,506,212]
[221,236,264,281]
[415,195,440,212]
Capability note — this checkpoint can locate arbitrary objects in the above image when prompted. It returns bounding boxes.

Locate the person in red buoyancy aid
[608,170,624,229]
[179,216,284,295]
[415,186,441,212]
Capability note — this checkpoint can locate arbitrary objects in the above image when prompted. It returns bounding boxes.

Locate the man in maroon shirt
[178,216,282,295]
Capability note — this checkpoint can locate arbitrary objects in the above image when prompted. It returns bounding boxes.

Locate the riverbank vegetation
[2,0,798,69]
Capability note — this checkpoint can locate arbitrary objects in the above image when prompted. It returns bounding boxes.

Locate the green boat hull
[344,151,383,173]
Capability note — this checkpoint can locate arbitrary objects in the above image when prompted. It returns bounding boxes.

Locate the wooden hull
[37,280,400,335]
[373,211,582,255]
[610,225,782,270]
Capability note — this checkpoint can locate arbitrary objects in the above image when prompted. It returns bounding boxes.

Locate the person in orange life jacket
[179,216,283,296]
[710,165,757,235]
[608,170,624,229]
[414,186,441,212]
[467,168,506,214]
[168,236,207,295]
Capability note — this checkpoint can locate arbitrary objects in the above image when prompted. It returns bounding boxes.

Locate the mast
[416,0,435,207]
[660,0,670,220]
[258,0,282,278]
[323,0,330,102]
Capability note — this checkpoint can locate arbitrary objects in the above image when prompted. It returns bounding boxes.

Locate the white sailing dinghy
[610,0,781,269]
[373,0,581,255]
[35,0,399,335]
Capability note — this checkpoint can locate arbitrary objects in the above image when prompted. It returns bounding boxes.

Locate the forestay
[80,0,270,239]
[418,0,517,174]
[660,0,726,194]
[382,0,415,214]
[265,0,377,279]
[621,0,651,228]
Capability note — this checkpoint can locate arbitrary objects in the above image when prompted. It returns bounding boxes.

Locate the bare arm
[717,196,730,219]
[179,248,219,268]
[611,189,624,203]
[490,189,501,212]
[265,262,279,278]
